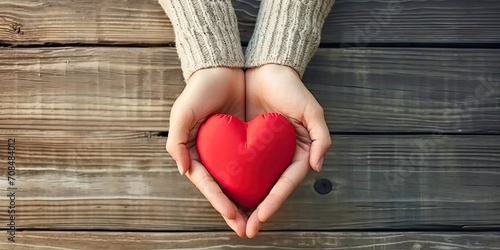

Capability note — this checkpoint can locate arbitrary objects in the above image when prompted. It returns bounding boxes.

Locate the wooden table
[1,0,499,249]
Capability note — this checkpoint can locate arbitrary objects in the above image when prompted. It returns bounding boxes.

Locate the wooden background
[1,0,499,249]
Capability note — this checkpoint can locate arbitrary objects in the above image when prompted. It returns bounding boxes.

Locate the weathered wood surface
[306,48,500,133]
[0,47,183,131]
[1,131,499,230]
[1,47,498,133]
[1,0,498,246]
[1,0,500,45]
[0,0,173,45]
[3,232,500,249]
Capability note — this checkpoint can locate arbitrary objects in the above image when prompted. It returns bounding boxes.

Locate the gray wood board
[1,131,499,231]
[0,47,498,133]
[3,231,500,249]
[236,0,500,44]
[304,48,500,133]
[1,0,500,44]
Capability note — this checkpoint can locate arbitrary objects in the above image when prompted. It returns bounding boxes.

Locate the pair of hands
[166,64,331,238]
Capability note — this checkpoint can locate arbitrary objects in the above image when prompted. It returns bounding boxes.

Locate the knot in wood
[314,178,333,195]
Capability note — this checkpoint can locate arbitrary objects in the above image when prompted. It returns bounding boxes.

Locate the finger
[166,103,193,175]
[246,159,309,238]
[186,160,237,220]
[245,206,263,239]
[222,209,248,238]
[304,105,332,172]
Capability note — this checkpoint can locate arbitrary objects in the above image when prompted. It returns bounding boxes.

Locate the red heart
[196,113,296,208]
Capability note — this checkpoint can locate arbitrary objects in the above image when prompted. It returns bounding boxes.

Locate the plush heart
[196,113,296,208]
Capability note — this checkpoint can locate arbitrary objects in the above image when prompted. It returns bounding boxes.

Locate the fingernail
[316,157,324,172]
[176,161,184,175]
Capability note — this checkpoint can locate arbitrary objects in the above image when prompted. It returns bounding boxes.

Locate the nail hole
[314,178,333,195]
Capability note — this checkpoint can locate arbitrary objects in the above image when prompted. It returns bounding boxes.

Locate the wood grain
[0,131,499,231]
[305,47,500,133]
[1,47,498,133]
[0,47,183,131]
[1,0,500,45]
[237,0,500,44]
[0,0,174,44]
[3,231,500,249]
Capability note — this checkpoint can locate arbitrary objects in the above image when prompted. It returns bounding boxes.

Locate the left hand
[244,64,332,238]
[166,67,248,237]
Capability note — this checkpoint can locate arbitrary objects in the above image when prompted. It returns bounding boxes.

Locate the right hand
[244,64,332,238]
[166,67,247,237]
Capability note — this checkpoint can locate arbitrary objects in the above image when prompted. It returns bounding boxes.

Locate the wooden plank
[238,0,500,44]
[0,47,183,131]
[1,131,499,230]
[0,0,174,44]
[305,47,500,133]
[1,0,500,45]
[1,47,498,133]
[3,231,500,249]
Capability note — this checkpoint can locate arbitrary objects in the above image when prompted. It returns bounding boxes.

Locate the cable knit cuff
[159,0,245,81]
[245,0,334,78]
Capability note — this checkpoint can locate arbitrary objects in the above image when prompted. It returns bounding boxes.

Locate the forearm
[158,0,245,80]
[245,0,334,78]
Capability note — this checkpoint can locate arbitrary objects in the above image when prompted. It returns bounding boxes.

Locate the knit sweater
[159,0,334,80]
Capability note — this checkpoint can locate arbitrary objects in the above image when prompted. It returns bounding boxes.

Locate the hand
[166,67,248,237]
[244,64,332,238]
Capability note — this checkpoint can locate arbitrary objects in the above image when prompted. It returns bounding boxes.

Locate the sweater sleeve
[244,0,334,78]
[158,0,245,81]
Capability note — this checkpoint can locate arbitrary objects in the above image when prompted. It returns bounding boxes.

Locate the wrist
[187,67,245,96]
[247,64,299,78]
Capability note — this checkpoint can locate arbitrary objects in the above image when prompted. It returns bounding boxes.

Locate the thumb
[166,107,193,175]
[304,105,332,172]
